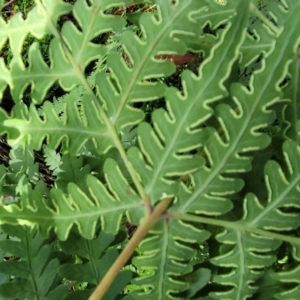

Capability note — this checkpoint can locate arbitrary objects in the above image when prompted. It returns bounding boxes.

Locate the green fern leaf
[129,0,249,205]
[1,0,72,102]
[241,20,275,68]
[0,142,44,200]
[0,159,144,239]
[43,145,62,176]
[0,165,7,197]
[59,230,131,299]
[4,1,125,103]
[8,143,39,185]
[281,52,300,143]
[209,139,300,299]
[243,140,300,231]
[210,229,281,299]
[5,95,112,153]
[0,224,68,299]
[96,0,214,132]
[0,108,9,134]
[203,1,300,295]
[240,0,289,68]
[55,154,90,193]
[272,265,300,299]
[175,0,300,220]
[176,0,238,53]
[132,219,210,298]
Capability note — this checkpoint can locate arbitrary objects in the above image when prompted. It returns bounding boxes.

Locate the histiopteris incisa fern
[0,0,299,299]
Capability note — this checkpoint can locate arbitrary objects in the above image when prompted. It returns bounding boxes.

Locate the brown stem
[2,0,15,10]
[88,198,173,300]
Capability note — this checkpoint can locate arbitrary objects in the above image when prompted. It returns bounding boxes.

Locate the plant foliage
[0,0,300,299]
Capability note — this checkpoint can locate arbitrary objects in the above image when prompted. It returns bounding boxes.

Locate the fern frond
[0,0,299,298]
[3,0,125,103]
[0,108,9,133]
[132,219,210,298]
[43,145,62,176]
[0,224,68,299]
[177,0,238,53]
[8,143,39,184]
[172,2,300,298]
[0,159,144,240]
[244,140,300,231]
[0,165,6,197]
[272,250,300,299]
[174,0,300,217]
[129,1,249,204]
[209,139,300,299]
[210,228,281,299]
[4,95,113,153]
[241,20,275,68]
[96,0,210,132]
[281,50,300,143]
[0,140,49,200]
[59,230,131,300]
[54,154,91,193]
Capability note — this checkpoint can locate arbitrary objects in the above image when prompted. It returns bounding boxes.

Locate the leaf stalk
[89,198,173,300]
[250,3,281,36]
[169,212,300,245]
[36,0,150,207]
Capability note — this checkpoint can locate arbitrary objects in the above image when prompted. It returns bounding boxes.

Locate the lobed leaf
[0,225,68,299]
[0,159,144,240]
[129,0,249,205]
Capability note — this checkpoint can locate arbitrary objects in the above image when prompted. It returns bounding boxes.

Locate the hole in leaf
[278,206,300,214]
[0,38,12,66]
[278,75,291,89]
[246,28,258,41]
[84,59,99,77]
